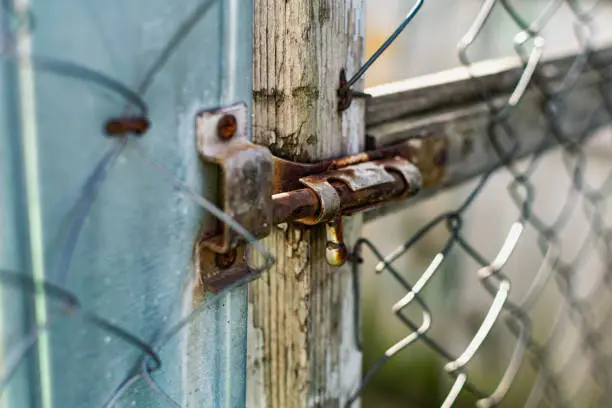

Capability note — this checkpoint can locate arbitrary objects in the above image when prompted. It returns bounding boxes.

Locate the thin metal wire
[345,0,424,88]
[347,0,612,407]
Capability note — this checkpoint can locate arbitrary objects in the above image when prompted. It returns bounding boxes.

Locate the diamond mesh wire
[349,0,612,407]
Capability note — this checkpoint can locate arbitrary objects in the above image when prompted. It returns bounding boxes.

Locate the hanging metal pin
[326,217,348,266]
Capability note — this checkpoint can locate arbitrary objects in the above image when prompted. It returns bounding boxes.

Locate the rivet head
[217,114,238,140]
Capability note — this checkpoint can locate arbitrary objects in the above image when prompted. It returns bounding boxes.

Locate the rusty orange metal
[217,114,238,140]
[104,116,150,136]
[194,104,442,288]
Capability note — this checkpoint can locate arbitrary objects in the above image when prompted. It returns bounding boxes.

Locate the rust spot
[326,241,348,266]
[104,116,150,136]
[272,156,329,193]
[328,152,370,170]
[410,133,448,188]
[195,244,253,294]
[217,114,237,140]
[215,248,237,269]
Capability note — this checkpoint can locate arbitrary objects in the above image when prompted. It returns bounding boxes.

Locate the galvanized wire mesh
[349,0,612,407]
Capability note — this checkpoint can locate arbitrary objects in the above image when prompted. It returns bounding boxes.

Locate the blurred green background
[360,1,612,406]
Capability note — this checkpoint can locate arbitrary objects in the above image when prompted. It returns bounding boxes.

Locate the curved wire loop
[444,225,517,376]
[457,0,548,112]
[346,0,612,406]
[344,238,436,407]
[346,229,493,407]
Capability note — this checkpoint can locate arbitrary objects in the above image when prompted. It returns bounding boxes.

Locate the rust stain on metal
[215,248,237,268]
[328,152,369,169]
[272,189,319,223]
[104,116,150,136]
[336,175,405,214]
[194,244,253,293]
[325,161,396,191]
[197,103,273,255]
[297,176,341,226]
[403,133,448,188]
[272,156,330,193]
[379,156,422,198]
[271,157,423,266]
[270,156,423,226]
[272,141,415,193]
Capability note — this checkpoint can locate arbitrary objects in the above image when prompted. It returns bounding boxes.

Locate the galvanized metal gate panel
[0,1,252,406]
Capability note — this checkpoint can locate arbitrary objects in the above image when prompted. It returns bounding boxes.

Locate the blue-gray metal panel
[0,0,252,406]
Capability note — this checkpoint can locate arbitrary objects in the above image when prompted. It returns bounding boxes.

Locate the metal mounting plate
[196,102,273,254]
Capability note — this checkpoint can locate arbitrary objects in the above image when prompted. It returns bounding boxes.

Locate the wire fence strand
[350,0,612,407]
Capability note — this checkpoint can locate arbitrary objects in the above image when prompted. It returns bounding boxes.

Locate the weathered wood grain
[247,0,364,407]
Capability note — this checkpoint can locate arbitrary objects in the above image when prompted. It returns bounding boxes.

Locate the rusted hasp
[195,103,422,292]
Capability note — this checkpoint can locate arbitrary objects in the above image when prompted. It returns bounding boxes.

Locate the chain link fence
[350,0,612,406]
[2,0,612,407]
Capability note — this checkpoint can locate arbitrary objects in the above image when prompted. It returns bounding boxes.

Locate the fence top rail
[366,44,612,128]
[363,44,612,223]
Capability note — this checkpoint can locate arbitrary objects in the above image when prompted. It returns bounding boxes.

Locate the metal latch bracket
[195,103,422,292]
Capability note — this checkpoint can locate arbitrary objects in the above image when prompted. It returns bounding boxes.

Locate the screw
[217,114,238,140]
[215,249,237,269]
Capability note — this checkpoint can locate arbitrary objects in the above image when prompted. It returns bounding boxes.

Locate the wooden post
[248,0,365,407]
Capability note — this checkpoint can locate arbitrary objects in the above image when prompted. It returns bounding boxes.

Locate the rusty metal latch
[194,103,422,292]
[294,158,420,266]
